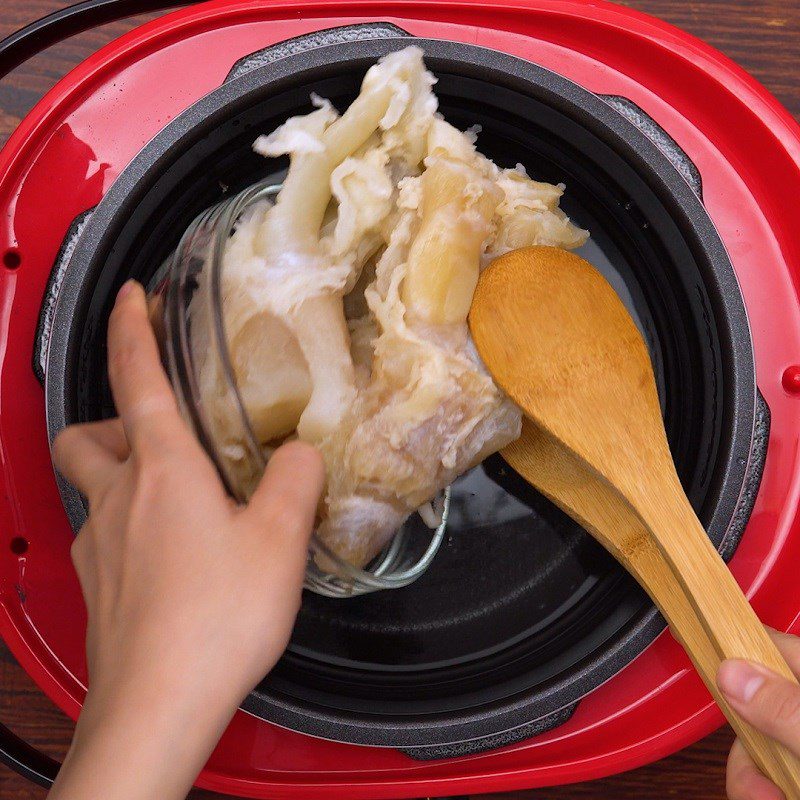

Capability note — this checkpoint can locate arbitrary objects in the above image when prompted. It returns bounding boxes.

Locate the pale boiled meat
[193,47,588,567]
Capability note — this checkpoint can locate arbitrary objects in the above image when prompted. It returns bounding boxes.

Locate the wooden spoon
[469,245,800,796]
[506,419,788,787]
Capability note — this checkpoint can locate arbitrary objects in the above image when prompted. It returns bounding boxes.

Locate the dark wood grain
[0,1,797,798]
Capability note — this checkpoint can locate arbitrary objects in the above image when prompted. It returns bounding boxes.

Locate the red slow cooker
[1,1,800,797]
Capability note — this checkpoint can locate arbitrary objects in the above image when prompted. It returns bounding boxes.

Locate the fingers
[75,417,129,460]
[106,280,182,452]
[717,658,800,754]
[726,738,785,800]
[246,441,325,555]
[53,419,127,499]
[69,528,98,607]
[768,627,800,673]
[721,628,800,800]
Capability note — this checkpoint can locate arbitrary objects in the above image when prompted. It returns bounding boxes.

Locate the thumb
[718,659,800,754]
[245,440,325,564]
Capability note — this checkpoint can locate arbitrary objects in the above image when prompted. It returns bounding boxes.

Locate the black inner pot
[45,36,757,751]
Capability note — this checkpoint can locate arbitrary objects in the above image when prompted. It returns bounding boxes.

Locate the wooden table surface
[0,1,798,798]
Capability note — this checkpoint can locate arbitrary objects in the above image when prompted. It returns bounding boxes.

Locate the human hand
[49,280,324,800]
[719,628,800,800]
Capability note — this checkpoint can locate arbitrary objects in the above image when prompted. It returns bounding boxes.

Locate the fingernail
[718,659,767,704]
[116,280,135,303]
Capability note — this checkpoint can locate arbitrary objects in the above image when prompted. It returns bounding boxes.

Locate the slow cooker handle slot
[224,22,412,84]
[720,390,771,561]
[598,95,703,199]
[400,702,578,759]
[33,209,95,385]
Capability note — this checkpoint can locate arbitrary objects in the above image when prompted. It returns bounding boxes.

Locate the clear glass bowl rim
[161,179,449,597]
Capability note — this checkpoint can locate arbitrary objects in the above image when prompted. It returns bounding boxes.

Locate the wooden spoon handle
[617,541,798,797]
[504,425,800,796]
[647,544,800,796]
[635,481,800,796]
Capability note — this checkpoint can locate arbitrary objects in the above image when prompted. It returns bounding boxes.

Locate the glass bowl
[148,180,449,597]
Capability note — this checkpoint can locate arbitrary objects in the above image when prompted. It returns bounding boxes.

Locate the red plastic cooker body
[1,1,800,797]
